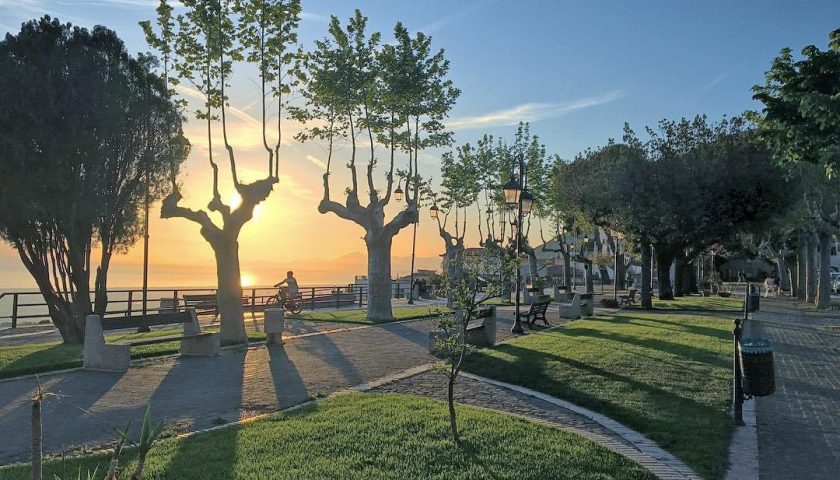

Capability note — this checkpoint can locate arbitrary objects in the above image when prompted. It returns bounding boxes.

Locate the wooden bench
[429,306,497,353]
[518,298,550,326]
[182,294,219,319]
[83,307,219,372]
[619,288,638,306]
[183,293,257,321]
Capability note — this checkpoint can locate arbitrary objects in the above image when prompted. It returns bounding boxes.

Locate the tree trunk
[614,253,626,291]
[641,243,653,309]
[655,249,674,300]
[776,253,791,292]
[796,242,806,301]
[674,256,686,297]
[806,231,818,304]
[213,237,247,345]
[817,231,831,309]
[447,374,459,444]
[17,254,87,344]
[561,251,572,288]
[443,242,465,307]
[686,258,698,293]
[366,235,394,322]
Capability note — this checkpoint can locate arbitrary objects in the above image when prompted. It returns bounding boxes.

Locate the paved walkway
[0,312,530,464]
[750,298,840,480]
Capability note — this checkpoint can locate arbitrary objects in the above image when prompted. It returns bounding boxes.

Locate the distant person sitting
[763,276,776,297]
[274,271,299,301]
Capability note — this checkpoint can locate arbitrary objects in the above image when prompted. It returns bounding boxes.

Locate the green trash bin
[739,337,775,396]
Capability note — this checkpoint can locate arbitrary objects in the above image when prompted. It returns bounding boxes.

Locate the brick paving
[748,299,840,480]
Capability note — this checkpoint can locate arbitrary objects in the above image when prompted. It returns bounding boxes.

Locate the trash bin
[747,292,760,312]
[739,337,775,396]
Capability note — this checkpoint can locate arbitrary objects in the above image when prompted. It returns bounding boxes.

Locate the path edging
[460,372,703,480]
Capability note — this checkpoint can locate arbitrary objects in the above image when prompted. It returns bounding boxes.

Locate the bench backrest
[529,300,549,313]
[183,294,217,304]
[102,310,194,331]
[579,293,593,301]
[472,306,494,320]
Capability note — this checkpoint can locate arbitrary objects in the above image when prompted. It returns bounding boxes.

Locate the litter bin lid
[739,337,773,354]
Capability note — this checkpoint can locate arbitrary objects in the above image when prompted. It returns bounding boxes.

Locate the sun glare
[241,275,256,287]
[229,192,242,209]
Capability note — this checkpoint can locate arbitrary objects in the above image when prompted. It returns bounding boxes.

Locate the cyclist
[274,271,299,303]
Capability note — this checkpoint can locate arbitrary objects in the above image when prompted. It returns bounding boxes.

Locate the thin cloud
[702,68,738,92]
[418,0,498,34]
[301,11,329,24]
[305,155,328,171]
[448,90,626,130]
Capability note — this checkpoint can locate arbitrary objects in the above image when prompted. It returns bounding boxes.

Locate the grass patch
[0,393,655,480]
[639,295,742,312]
[463,305,733,480]
[0,329,266,379]
[288,305,448,324]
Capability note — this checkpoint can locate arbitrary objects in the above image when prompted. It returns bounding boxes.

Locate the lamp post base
[511,319,524,334]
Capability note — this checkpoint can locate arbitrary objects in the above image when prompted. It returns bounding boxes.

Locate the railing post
[251,288,256,312]
[11,293,18,329]
[173,290,178,312]
[358,286,363,307]
[396,282,401,299]
[127,291,133,317]
[335,289,340,309]
[311,287,316,310]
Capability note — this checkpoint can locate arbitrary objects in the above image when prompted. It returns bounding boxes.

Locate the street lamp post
[502,154,533,334]
[394,180,415,304]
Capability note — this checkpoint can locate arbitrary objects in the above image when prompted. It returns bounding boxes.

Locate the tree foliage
[292,9,459,320]
[0,17,186,343]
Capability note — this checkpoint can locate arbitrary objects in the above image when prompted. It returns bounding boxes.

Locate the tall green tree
[293,11,459,321]
[143,0,301,343]
[751,28,840,308]
[0,17,186,343]
[434,144,480,304]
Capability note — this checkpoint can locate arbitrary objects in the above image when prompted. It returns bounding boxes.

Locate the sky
[1,0,839,289]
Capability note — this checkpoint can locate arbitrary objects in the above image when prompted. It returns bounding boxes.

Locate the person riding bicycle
[274,271,299,303]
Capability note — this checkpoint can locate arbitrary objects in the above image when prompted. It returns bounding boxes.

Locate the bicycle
[265,288,303,314]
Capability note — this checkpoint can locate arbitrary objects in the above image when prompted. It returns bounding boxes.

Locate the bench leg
[181,333,220,356]
[84,344,130,372]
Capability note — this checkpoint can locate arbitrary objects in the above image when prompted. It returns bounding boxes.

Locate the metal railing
[0,282,408,329]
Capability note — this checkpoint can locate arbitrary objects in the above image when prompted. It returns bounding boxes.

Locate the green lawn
[288,305,448,324]
[463,305,734,480]
[641,294,743,312]
[0,393,655,480]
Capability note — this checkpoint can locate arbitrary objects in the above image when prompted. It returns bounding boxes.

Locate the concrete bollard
[265,308,285,345]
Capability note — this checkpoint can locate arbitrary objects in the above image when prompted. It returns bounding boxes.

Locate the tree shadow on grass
[0,342,83,379]
[465,343,729,431]
[557,325,731,369]
[592,313,733,341]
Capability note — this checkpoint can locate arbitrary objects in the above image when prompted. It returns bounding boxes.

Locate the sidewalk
[0,310,533,465]
[750,298,840,480]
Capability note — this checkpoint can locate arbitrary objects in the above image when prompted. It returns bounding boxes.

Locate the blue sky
[1,0,838,288]
[4,0,839,158]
